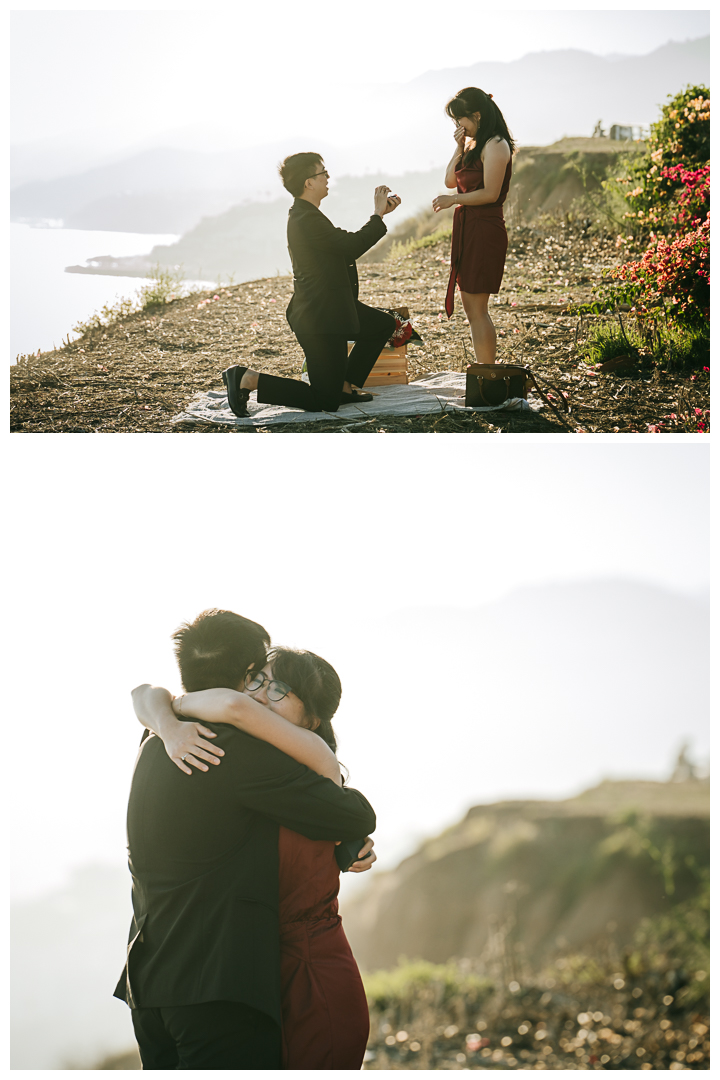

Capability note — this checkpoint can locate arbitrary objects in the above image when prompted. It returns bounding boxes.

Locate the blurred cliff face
[341,776,709,973]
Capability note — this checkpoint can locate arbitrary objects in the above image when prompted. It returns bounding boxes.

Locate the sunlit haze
[9,442,709,901]
[11,8,709,153]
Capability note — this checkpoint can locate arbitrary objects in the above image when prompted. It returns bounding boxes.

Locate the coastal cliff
[342,778,709,973]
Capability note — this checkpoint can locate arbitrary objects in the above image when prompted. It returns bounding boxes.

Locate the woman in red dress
[137,647,373,1070]
[432,86,516,365]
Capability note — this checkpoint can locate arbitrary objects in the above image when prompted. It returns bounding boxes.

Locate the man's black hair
[279,152,324,198]
[172,609,270,692]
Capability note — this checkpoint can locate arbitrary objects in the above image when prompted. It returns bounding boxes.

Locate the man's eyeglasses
[308,169,329,181]
[245,671,294,702]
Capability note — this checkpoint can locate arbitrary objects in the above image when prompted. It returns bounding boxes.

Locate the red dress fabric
[278,826,369,1070]
[445,155,513,315]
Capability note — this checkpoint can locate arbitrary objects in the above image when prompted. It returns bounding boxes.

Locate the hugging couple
[114,608,377,1070]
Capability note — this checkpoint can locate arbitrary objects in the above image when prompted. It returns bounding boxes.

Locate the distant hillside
[341,777,709,974]
[404,36,709,148]
[11,37,707,234]
[63,168,446,283]
[63,138,641,281]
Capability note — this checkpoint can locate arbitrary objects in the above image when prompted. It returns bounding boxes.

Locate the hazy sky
[11,7,709,149]
[9,441,709,900]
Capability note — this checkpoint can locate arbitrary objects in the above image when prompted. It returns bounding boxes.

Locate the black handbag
[465,363,572,427]
[465,363,531,407]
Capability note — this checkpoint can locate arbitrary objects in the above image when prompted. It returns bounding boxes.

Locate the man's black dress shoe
[340,389,374,405]
[222,365,250,417]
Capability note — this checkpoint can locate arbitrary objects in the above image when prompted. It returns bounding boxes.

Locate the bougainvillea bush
[590,84,711,354]
[612,216,709,329]
[615,85,710,236]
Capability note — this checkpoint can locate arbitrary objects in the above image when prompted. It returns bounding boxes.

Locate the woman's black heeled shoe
[222,365,251,417]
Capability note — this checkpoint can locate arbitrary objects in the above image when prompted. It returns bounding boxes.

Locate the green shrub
[388,226,452,260]
[71,265,187,339]
[364,959,493,1013]
[609,85,709,238]
[136,264,186,309]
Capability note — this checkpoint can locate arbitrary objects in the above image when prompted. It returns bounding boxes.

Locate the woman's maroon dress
[445,155,513,316]
[278,825,369,1069]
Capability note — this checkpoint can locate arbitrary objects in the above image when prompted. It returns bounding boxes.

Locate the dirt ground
[10,223,709,433]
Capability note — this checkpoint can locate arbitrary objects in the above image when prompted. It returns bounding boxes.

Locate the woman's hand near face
[453,123,466,153]
[433,193,456,212]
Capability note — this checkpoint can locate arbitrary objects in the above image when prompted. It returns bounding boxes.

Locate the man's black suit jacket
[285,198,387,338]
[113,724,375,1027]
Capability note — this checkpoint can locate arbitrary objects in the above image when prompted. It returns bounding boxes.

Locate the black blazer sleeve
[191,724,376,840]
[298,208,387,263]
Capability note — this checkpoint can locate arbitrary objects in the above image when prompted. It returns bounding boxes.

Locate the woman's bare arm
[444,124,466,187]
[131,685,373,872]
[132,684,224,774]
[131,684,341,784]
[175,688,342,786]
[444,146,462,188]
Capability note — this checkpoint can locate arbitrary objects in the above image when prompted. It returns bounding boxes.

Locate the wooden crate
[347,307,411,387]
[349,343,408,387]
[365,373,409,386]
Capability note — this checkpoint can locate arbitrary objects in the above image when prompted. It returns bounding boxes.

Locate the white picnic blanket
[171,372,541,428]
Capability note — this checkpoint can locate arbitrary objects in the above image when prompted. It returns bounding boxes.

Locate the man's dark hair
[279,152,324,198]
[172,609,270,692]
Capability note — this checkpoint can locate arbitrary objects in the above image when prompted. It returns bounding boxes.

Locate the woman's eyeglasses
[245,671,294,702]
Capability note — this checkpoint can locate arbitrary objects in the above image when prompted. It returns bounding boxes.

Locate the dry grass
[10,222,709,433]
[363,959,709,1070]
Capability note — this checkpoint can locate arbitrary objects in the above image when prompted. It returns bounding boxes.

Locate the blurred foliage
[365,959,493,1015]
[363,808,709,1069]
[388,226,453,261]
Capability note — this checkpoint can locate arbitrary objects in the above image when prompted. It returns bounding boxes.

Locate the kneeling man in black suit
[114,609,375,1069]
[223,154,400,415]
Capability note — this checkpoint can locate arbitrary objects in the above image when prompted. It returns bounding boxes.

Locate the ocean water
[10,224,213,363]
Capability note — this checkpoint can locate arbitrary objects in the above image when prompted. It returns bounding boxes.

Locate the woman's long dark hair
[445,86,516,167]
[268,647,342,755]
